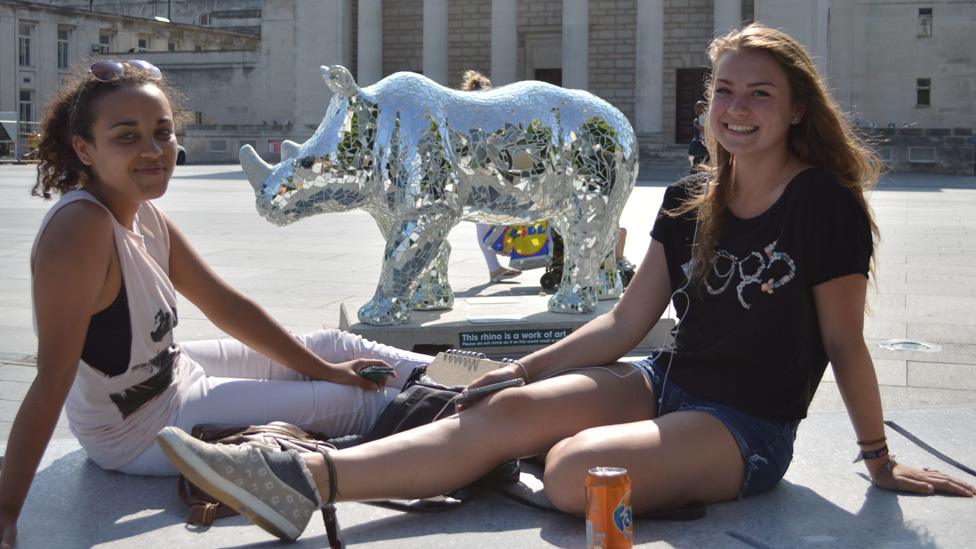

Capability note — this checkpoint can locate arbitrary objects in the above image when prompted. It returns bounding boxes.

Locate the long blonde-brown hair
[676,23,881,285]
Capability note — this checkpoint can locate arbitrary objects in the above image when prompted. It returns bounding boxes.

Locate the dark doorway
[675,68,709,144]
[534,68,562,86]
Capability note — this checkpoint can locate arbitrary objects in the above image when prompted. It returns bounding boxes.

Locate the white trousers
[476,222,503,272]
[118,329,431,476]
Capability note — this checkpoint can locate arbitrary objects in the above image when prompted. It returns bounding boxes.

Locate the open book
[424,350,509,386]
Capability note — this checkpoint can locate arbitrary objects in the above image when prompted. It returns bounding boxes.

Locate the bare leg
[543,411,744,515]
[615,227,627,260]
[304,363,654,501]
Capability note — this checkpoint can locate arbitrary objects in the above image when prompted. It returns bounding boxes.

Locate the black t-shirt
[651,167,873,421]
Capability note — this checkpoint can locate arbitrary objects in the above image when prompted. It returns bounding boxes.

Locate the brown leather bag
[177,421,342,548]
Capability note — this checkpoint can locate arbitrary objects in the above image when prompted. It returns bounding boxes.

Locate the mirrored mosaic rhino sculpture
[240,65,638,325]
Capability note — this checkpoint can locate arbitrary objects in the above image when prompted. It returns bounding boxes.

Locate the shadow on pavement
[172,169,245,180]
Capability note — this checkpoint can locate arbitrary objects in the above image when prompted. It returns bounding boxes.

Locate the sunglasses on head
[89,59,162,82]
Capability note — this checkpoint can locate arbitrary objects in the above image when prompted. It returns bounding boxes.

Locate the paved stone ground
[1,164,974,547]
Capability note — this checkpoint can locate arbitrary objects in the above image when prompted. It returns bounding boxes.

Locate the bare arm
[815,274,973,497]
[0,203,114,546]
[164,215,383,390]
[518,239,672,381]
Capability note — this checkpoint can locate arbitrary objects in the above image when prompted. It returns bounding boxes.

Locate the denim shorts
[632,357,800,498]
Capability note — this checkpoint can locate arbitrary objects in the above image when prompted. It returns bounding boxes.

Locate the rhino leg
[410,240,454,310]
[547,207,619,314]
[358,294,413,326]
[597,251,625,299]
[358,213,458,325]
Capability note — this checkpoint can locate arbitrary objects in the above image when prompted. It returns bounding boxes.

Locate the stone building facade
[0,0,259,159]
[3,0,973,173]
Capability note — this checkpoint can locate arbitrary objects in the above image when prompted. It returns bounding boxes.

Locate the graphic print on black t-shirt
[110,306,179,419]
[684,239,797,309]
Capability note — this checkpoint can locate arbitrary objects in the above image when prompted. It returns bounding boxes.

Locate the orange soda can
[585,467,633,548]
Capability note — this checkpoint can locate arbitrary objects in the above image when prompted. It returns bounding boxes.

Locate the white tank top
[31,190,190,470]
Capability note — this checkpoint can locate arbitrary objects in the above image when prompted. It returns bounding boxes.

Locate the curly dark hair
[32,62,181,199]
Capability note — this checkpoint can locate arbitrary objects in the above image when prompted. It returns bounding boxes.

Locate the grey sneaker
[157,426,322,541]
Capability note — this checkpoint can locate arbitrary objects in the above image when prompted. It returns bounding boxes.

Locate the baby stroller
[481,222,636,291]
[539,232,636,291]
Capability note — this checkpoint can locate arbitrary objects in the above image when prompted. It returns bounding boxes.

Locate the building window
[98,30,113,53]
[909,147,936,163]
[57,27,71,70]
[19,90,35,123]
[137,34,151,52]
[167,41,179,52]
[199,13,211,26]
[916,78,931,107]
[917,8,933,37]
[18,22,36,67]
[209,139,228,153]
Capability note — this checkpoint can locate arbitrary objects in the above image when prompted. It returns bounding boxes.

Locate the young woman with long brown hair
[157,24,973,542]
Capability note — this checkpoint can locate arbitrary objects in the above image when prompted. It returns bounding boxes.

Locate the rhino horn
[239,145,272,193]
[281,140,300,161]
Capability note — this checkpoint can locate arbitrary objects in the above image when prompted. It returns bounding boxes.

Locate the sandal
[490,267,522,283]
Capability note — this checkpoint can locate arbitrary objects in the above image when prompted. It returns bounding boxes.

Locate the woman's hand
[0,512,17,549]
[455,364,524,412]
[871,460,975,497]
[325,358,396,390]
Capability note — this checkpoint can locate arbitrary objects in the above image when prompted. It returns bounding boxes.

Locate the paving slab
[2,408,973,548]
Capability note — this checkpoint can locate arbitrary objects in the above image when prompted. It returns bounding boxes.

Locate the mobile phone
[359,365,395,382]
[457,378,525,403]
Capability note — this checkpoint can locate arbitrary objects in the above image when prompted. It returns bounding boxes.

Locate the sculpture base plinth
[337,295,675,359]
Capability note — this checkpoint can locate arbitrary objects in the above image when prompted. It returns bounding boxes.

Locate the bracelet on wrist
[870,456,897,485]
[853,443,889,463]
[510,360,531,383]
[857,436,887,447]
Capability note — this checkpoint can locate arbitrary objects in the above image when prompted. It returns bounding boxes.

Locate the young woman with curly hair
[0,61,434,547]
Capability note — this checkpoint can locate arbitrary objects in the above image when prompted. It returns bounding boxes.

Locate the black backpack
[327,365,522,511]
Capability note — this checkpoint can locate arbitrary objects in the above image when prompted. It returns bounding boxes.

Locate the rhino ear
[322,65,359,97]
[280,140,301,161]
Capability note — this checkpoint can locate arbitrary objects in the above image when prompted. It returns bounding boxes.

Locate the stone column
[635,0,664,136]
[490,0,518,85]
[423,0,448,84]
[294,0,352,129]
[562,0,588,90]
[714,0,742,36]
[357,0,383,86]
